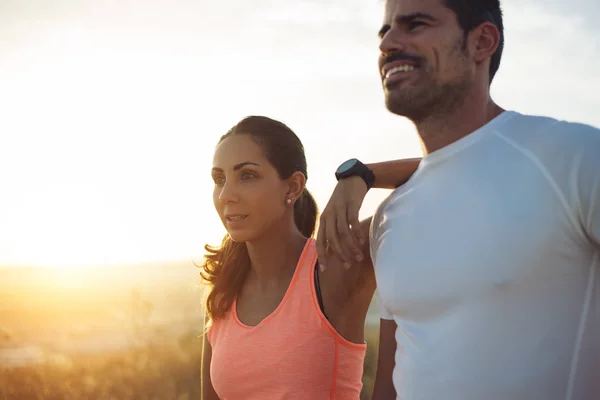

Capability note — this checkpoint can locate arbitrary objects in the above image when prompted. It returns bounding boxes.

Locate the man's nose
[379,28,407,57]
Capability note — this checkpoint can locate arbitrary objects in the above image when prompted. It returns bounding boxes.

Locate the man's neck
[415,92,505,155]
[245,223,307,287]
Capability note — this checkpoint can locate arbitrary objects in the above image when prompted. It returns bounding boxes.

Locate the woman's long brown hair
[200,116,318,321]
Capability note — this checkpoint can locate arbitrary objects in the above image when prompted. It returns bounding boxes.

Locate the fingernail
[343,262,351,269]
[360,238,366,245]
[320,264,326,272]
[356,254,363,262]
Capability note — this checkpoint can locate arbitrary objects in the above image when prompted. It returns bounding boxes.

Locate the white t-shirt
[370,111,600,400]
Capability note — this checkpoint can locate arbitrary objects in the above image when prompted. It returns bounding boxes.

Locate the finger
[345,201,361,245]
[347,202,365,260]
[335,206,357,267]
[316,215,329,271]
[349,203,364,244]
[325,212,349,269]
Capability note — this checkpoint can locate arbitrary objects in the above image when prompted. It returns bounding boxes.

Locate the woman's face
[211,134,291,243]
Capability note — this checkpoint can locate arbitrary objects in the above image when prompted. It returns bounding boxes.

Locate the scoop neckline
[233,238,313,329]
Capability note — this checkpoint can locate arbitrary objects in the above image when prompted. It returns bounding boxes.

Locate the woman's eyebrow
[211,161,261,173]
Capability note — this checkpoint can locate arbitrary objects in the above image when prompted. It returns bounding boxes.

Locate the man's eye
[408,21,426,31]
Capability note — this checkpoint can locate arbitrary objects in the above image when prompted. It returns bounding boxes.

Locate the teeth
[228,215,245,221]
[385,65,415,78]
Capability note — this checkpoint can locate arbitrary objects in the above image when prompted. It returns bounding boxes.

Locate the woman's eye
[213,177,225,185]
[241,172,256,180]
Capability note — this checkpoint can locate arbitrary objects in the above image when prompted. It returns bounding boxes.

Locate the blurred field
[0,263,380,400]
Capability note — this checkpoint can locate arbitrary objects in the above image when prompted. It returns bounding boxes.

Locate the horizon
[0,258,199,270]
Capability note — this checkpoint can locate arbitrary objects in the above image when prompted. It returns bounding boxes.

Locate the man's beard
[384,67,471,123]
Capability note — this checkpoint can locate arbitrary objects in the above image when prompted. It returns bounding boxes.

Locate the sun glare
[0,6,422,269]
[0,25,232,268]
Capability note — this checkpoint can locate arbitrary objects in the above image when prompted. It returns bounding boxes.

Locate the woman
[200,116,418,399]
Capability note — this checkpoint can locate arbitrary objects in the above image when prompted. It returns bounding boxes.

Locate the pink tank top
[207,238,366,399]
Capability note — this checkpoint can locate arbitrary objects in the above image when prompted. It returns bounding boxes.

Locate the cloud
[515,0,600,28]
[250,0,382,28]
[493,1,600,126]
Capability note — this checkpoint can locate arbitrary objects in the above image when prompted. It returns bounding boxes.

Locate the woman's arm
[318,217,376,345]
[201,330,219,400]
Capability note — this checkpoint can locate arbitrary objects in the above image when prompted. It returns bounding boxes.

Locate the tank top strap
[282,238,318,310]
[299,238,318,281]
[301,239,328,320]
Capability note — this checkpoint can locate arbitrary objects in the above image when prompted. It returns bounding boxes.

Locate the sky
[0,0,599,267]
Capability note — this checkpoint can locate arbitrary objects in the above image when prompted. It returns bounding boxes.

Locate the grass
[1,328,380,400]
[1,332,201,400]
[0,265,381,399]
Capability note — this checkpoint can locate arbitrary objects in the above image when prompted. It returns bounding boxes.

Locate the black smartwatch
[335,158,375,190]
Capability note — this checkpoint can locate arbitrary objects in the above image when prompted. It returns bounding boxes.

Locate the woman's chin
[227,230,253,244]
[226,223,269,244]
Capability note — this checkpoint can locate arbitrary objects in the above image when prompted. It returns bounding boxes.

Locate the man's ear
[468,21,501,68]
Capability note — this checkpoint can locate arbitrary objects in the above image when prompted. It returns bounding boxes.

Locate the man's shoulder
[497,112,600,202]
[498,111,600,153]
[500,111,561,132]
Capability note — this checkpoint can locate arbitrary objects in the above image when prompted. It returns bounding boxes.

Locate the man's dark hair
[445,0,504,83]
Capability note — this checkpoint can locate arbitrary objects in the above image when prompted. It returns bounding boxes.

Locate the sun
[0,27,227,269]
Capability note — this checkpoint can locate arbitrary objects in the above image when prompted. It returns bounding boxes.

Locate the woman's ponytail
[294,188,318,238]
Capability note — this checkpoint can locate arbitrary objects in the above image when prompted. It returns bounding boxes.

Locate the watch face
[337,158,358,174]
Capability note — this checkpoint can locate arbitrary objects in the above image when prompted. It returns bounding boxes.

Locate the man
[316,0,600,399]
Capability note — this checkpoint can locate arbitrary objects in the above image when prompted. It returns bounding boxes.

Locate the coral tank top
[207,238,366,399]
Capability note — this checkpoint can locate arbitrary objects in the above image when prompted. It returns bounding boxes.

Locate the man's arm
[317,158,421,270]
[372,319,398,399]
[369,158,421,189]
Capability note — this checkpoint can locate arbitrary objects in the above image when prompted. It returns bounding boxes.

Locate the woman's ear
[285,171,306,205]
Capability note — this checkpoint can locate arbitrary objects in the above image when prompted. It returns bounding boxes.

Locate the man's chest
[372,173,577,319]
